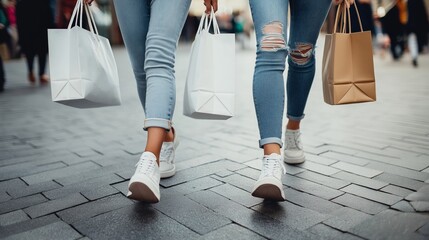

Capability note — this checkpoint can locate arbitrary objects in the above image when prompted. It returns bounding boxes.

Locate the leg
[38,52,48,76]
[249,0,289,154]
[144,0,191,159]
[286,0,332,125]
[25,51,36,83]
[283,0,331,164]
[113,0,150,111]
[0,56,5,92]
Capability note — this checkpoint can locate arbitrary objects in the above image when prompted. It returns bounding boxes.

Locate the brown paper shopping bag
[322,3,376,105]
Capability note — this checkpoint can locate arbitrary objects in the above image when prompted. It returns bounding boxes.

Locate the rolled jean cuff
[287,114,305,121]
[259,137,283,149]
[143,118,172,131]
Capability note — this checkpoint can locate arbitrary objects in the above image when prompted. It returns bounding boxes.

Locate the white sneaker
[284,129,305,164]
[251,153,286,201]
[127,152,161,203]
[159,129,179,179]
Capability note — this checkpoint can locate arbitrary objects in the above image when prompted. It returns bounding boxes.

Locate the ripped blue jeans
[249,0,332,148]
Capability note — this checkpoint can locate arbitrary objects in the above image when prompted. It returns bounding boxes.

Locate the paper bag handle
[197,8,220,35]
[67,0,100,37]
[333,1,364,33]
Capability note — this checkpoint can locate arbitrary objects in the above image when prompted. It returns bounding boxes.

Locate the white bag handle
[197,8,220,35]
[67,0,100,37]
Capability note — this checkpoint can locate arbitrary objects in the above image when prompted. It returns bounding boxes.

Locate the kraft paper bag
[322,3,376,105]
[48,0,121,108]
[183,9,235,120]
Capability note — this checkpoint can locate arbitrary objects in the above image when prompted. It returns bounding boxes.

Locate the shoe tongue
[264,153,281,159]
[142,151,157,160]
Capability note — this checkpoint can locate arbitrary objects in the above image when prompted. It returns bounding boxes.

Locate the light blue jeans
[113,0,191,130]
[249,0,332,148]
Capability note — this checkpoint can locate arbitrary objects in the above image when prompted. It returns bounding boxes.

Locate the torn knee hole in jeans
[260,21,286,52]
[289,43,314,65]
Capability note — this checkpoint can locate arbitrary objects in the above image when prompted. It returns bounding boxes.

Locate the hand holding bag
[322,1,376,105]
[48,0,121,108]
[183,9,236,119]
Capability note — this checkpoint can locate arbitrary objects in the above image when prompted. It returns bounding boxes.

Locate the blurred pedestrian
[84,0,217,204]
[4,0,19,58]
[350,0,375,35]
[16,0,53,85]
[247,0,354,201]
[407,0,429,67]
[0,3,8,92]
[380,0,407,60]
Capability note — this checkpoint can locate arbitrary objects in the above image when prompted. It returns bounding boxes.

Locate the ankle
[164,127,175,142]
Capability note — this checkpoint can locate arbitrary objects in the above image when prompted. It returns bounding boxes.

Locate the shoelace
[262,157,286,177]
[159,144,173,163]
[135,157,155,174]
[285,132,302,150]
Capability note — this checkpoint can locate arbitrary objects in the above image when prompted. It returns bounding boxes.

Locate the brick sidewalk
[0,37,429,239]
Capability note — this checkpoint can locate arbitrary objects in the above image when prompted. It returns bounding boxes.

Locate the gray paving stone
[309,224,364,240]
[349,210,429,240]
[220,173,256,192]
[410,201,429,212]
[320,151,369,166]
[73,204,200,240]
[160,160,245,188]
[188,190,320,240]
[332,193,389,215]
[175,154,223,171]
[22,161,100,185]
[7,181,62,199]
[0,178,27,192]
[284,188,342,214]
[298,161,341,176]
[0,210,30,226]
[367,161,429,181]
[355,151,428,171]
[215,170,234,177]
[331,162,383,178]
[4,221,81,240]
[111,181,128,196]
[391,201,416,212]
[201,223,267,240]
[0,214,60,238]
[211,183,263,207]
[57,194,133,224]
[54,162,133,186]
[80,184,120,200]
[0,162,67,181]
[24,193,88,218]
[283,174,344,200]
[323,207,371,231]
[169,176,223,195]
[417,222,429,235]
[332,171,388,190]
[0,191,11,202]
[382,185,414,197]
[306,154,338,166]
[0,194,47,215]
[154,191,231,235]
[43,174,124,200]
[235,167,261,179]
[374,173,426,191]
[296,171,350,189]
[252,201,329,230]
[341,184,402,205]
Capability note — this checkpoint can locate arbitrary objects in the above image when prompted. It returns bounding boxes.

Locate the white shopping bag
[183,9,235,120]
[48,0,121,108]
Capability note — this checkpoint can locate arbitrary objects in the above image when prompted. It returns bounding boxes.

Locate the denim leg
[249,0,288,148]
[143,0,191,130]
[286,0,332,120]
[113,0,150,111]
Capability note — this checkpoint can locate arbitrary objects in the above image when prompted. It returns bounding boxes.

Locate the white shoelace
[285,132,302,150]
[135,157,155,175]
[262,157,286,177]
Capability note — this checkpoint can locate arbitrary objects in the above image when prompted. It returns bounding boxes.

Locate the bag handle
[333,1,364,33]
[197,8,220,35]
[67,0,100,37]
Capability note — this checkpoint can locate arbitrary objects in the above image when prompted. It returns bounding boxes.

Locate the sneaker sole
[284,155,305,165]
[127,182,160,203]
[252,179,285,201]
